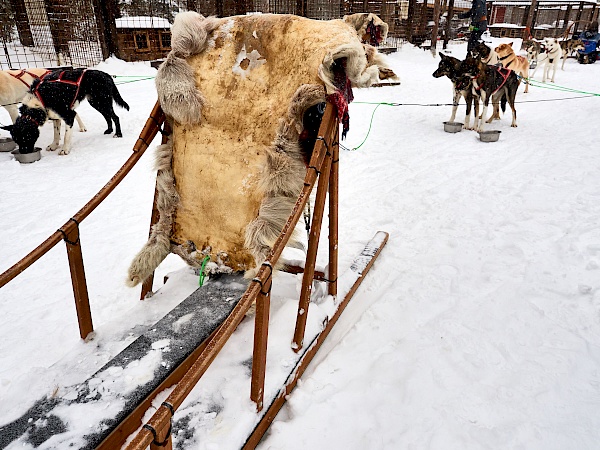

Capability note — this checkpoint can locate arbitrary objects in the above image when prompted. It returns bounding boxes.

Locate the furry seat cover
[127,12,391,286]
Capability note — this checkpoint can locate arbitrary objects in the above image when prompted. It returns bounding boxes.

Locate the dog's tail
[112,83,130,111]
[501,93,507,113]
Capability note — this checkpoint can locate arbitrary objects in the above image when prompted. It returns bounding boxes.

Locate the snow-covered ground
[1,37,600,449]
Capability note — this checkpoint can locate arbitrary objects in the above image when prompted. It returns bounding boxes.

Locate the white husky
[532,38,562,83]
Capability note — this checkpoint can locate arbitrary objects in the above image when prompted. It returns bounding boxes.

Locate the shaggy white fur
[127,140,178,287]
[127,12,385,286]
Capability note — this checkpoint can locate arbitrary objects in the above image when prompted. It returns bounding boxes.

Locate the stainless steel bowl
[478,130,501,142]
[12,148,42,163]
[0,137,17,152]
[443,121,463,133]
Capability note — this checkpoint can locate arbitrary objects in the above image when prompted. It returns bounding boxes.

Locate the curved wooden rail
[0,101,165,338]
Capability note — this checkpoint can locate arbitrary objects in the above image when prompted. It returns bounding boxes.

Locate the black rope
[162,401,175,417]
[149,115,170,136]
[320,276,338,284]
[252,267,273,296]
[315,136,330,155]
[58,218,80,246]
[143,423,172,447]
[136,136,151,148]
[252,277,273,296]
[261,261,273,280]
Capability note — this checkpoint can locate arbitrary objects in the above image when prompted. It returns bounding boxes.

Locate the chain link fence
[1,0,598,69]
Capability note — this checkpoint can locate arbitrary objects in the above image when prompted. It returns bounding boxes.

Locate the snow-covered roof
[115,16,171,29]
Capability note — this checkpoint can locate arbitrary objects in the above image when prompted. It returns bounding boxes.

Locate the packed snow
[1,36,600,449]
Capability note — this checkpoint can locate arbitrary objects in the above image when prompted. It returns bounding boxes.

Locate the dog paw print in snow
[233,44,266,77]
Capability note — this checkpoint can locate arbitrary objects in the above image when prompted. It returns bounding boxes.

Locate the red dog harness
[8,69,51,89]
[31,69,87,109]
[473,66,512,95]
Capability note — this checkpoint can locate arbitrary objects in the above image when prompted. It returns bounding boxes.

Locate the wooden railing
[0,101,166,340]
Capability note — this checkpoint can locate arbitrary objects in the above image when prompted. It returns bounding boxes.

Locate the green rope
[346,102,399,151]
[198,255,211,287]
[114,76,156,85]
[519,75,600,96]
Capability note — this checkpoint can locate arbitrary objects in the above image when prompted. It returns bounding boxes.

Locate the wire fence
[0,0,598,70]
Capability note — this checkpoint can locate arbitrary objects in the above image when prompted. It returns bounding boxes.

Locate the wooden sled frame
[119,101,388,449]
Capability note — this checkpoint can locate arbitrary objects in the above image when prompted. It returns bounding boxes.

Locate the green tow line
[198,255,211,287]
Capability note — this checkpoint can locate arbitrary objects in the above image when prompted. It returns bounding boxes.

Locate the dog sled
[0,12,391,449]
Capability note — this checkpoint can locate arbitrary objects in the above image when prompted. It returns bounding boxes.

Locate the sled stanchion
[251,267,273,411]
[60,219,93,340]
[292,146,333,352]
[140,118,171,300]
[328,141,339,297]
[244,232,390,448]
[140,186,160,300]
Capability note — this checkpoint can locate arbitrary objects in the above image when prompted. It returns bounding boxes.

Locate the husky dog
[531,38,563,82]
[523,39,543,68]
[559,38,585,68]
[0,68,87,133]
[432,53,479,129]
[495,42,530,93]
[458,54,518,131]
[472,41,500,65]
[2,69,129,155]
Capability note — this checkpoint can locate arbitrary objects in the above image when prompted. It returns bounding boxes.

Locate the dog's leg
[463,93,472,130]
[550,62,557,82]
[477,93,488,132]
[111,112,123,138]
[59,122,74,155]
[523,70,529,93]
[507,90,517,127]
[47,119,61,151]
[472,95,479,130]
[75,113,87,132]
[449,89,460,123]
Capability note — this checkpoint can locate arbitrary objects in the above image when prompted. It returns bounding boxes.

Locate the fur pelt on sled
[127,12,394,286]
[343,13,389,46]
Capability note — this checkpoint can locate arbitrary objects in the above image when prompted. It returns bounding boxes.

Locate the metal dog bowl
[12,147,41,163]
[0,137,17,152]
[478,130,501,142]
[443,121,463,133]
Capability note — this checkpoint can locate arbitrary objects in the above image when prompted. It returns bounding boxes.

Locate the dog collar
[498,53,511,61]
[22,114,41,127]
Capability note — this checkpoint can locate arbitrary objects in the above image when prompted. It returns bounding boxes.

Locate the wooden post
[574,2,584,35]
[443,0,455,49]
[430,0,442,55]
[250,272,272,411]
[328,139,339,298]
[61,220,93,340]
[292,151,333,352]
[523,0,538,39]
[562,5,572,35]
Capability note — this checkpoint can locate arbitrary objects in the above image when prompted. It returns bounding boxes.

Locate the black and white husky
[2,68,129,155]
[432,53,480,130]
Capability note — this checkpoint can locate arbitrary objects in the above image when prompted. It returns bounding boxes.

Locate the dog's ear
[18,104,27,114]
[508,42,513,47]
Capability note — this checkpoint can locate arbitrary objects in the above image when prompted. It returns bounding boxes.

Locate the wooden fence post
[61,219,93,340]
